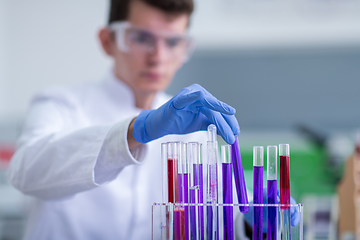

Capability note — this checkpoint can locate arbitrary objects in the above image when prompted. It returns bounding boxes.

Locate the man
[7,0,240,239]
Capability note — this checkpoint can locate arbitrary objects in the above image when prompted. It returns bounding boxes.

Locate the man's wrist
[127,117,142,150]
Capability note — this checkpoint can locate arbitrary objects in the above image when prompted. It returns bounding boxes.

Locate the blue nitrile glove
[133,84,240,144]
[243,188,300,233]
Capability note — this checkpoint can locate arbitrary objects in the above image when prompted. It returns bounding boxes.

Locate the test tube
[168,142,183,240]
[162,143,169,203]
[188,142,203,240]
[178,143,189,240]
[279,144,291,240]
[221,145,234,240]
[206,124,219,240]
[253,146,264,240]
[279,144,290,208]
[167,142,179,203]
[231,136,249,213]
[267,146,277,240]
[161,143,169,240]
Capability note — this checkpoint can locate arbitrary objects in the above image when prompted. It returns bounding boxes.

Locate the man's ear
[98,28,116,57]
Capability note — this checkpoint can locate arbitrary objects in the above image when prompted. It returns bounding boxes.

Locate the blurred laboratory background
[1,0,360,239]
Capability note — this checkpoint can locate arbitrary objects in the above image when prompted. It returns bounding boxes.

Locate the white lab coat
[7,71,248,240]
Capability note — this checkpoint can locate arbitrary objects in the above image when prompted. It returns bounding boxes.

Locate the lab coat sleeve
[6,89,147,200]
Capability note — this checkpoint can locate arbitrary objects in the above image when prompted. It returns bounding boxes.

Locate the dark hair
[108,0,194,25]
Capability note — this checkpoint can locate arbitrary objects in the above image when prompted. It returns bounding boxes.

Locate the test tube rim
[267,145,277,180]
[279,143,290,156]
[253,146,264,166]
[188,142,202,164]
[207,124,217,142]
[221,144,232,164]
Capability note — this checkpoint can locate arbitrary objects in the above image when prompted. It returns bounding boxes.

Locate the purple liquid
[206,205,219,240]
[231,137,249,213]
[253,166,263,240]
[193,164,204,240]
[179,174,189,240]
[222,163,234,240]
[206,204,213,239]
[267,180,277,240]
[174,208,185,240]
[190,188,198,240]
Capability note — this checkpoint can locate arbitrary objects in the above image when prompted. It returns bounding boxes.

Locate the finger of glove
[277,189,280,203]
[173,90,235,115]
[290,196,300,226]
[221,113,240,136]
[196,113,213,131]
[291,210,300,226]
[199,107,235,144]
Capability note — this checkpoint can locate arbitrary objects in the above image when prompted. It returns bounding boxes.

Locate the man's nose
[147,40,168,64]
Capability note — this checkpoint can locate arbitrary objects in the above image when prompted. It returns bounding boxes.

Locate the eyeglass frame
[108,21,195,62]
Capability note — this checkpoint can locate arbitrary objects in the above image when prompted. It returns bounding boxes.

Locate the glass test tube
[168,142,183,240]
[162,143,169,203]
[161,143,170,240]
[279,144,290,208]
[207,124,219,240]
[167,142,179,203]
[231,136,249,213]
[188,142,203,240]
[178,143,189,240]
[279,144,291,240]
[221,145,234,240]
[267,146,277,240]
[253,146,264,240]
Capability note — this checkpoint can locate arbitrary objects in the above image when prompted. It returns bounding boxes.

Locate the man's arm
[7,94,146,200]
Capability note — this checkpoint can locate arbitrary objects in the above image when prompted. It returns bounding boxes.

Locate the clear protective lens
[126,29,156,52]
[110,21,193,60]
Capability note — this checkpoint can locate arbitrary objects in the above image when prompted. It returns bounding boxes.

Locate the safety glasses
[109,21,194,61]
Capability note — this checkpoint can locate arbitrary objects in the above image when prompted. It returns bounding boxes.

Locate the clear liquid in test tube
[206,124,219,240]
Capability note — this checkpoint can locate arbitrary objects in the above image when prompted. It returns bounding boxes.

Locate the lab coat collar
[104,70,170,111]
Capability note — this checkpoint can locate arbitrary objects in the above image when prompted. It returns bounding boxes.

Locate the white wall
[0,0,9,117]
[0,0,111,121]
[191,0,360,49]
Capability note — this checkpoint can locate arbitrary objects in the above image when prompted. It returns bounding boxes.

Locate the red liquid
[168,159,179,203]
[174,208,185,240]
[279,155,290,209]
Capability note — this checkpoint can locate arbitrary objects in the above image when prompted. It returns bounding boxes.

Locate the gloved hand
[243,188,300,233]
[133,84,240,144]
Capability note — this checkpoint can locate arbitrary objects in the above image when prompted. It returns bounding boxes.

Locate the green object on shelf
[218,131,336,201]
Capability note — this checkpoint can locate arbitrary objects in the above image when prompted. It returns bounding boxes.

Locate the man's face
[111,1,190,94]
